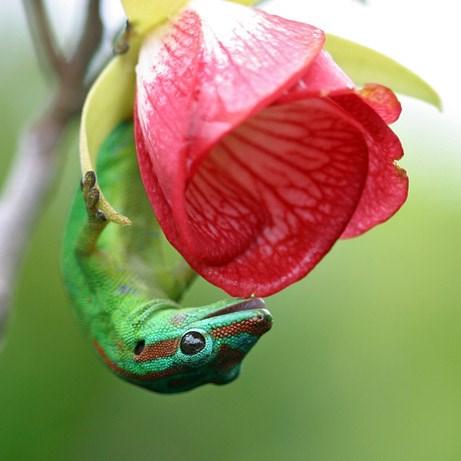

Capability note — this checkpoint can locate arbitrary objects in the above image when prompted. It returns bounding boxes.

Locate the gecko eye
[134,340,145,355]
[180,331,206,355]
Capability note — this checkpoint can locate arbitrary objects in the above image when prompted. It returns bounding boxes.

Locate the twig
[0,0,103,338]
[70,0,103,76]
[23,0,65,77]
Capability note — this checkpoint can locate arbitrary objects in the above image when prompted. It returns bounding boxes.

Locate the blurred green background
[1,3,461,461]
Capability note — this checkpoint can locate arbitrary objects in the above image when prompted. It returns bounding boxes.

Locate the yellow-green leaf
[325,34,441,110]
[80,51,139,226]
[121,0,188,32]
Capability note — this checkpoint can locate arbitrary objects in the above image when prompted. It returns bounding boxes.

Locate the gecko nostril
[134,340,146,355]
[255,312,265,322]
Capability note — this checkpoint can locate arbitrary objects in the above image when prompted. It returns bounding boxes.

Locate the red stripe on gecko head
[92,340,183,382]
[134,339,179,362]
[212,316,271,339]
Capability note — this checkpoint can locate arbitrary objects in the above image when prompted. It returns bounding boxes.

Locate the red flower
[134,0,408,297]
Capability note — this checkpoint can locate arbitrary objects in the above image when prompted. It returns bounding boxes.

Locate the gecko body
[62,122,272,393]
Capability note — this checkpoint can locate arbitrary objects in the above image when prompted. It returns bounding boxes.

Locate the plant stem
[0,0,103,338]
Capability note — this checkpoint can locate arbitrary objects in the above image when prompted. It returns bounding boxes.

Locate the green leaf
[121,0,267,32]
[121,0,188,32]
[80,51,138,225]
[325,34,442,110]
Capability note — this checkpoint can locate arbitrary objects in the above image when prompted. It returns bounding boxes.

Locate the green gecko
[62,121,272,393]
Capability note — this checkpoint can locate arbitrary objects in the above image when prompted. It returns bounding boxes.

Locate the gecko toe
[86,187,100,208]
[95,210,107,222]
[83,171,97,189]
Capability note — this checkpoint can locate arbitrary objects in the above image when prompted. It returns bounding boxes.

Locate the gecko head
[95,298,272,393]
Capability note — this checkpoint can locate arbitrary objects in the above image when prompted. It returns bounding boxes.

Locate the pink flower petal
[330,92,408,238]
[281,60,406,239]
[136,0,325,190]
[280,51,354,103]
[358,83,402,124]
[134,0,408,296]
[136,97,369,296]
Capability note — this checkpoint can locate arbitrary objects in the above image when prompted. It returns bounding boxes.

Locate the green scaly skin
[62,121,272,394]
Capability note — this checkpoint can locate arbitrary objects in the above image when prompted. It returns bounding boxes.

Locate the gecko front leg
[76,171,108,256]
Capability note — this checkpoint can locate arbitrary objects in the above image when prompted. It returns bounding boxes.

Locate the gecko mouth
[204,298,267,319]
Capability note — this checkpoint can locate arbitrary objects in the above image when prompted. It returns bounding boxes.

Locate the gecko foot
[81,171,107,223]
